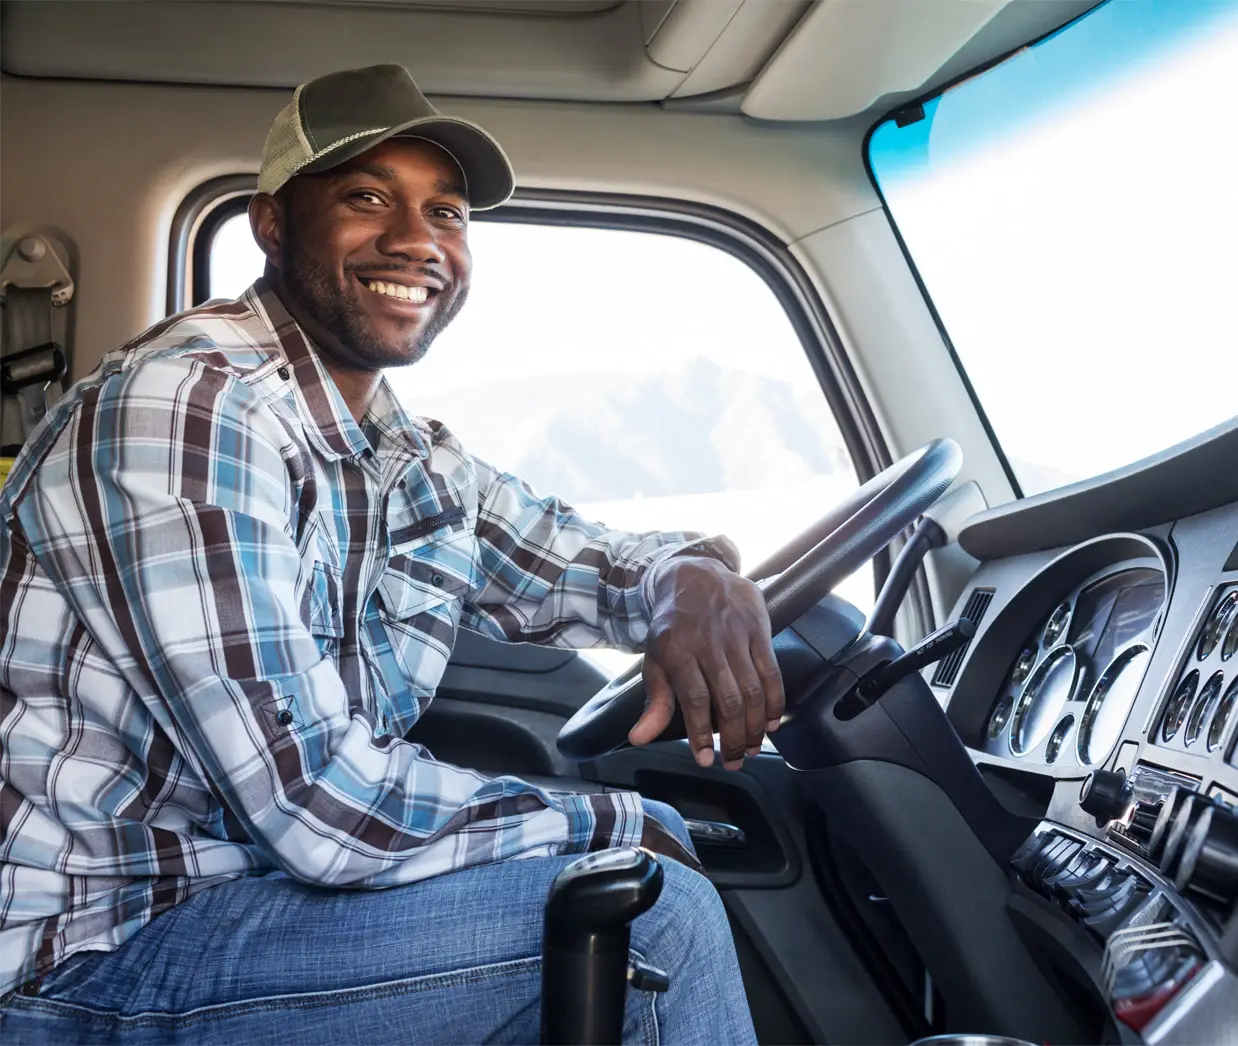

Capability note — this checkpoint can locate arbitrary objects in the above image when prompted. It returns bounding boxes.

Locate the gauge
[988,694,1014,742]
[1077,644,1151,765]
[1011,648,1037,686]
[1044,715,1074,764]
[1161,670,1199,742]
[1223,610,1238,662]
[1185,671,1225,747]
[1012,646,1077,755]
[1042,603,1071,648]
[1209,676,1238,753]
[1197,591,1238,660]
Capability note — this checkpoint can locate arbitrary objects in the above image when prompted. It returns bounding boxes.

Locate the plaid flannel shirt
[0,279,713,995]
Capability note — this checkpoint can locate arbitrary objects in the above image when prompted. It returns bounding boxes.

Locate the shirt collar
[245,278,430,463]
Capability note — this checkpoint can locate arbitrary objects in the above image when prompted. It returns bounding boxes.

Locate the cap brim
[297,115,515,210]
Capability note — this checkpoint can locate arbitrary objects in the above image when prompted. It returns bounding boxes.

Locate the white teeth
[365,279,429,304]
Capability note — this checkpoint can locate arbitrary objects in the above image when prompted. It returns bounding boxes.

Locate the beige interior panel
[745,0,1010,121]
[642,0,743,73]
[670,0,809,100]
[639,0,676,44]
[256,1,622,11]
[0,0,683,101]
[0,74,877,379]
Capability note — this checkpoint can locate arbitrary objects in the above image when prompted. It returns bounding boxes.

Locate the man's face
[254,137,472,369]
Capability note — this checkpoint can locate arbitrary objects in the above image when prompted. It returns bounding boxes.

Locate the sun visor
[742,0,1011,121]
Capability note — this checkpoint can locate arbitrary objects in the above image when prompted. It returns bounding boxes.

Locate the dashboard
[932,452,1238,1044]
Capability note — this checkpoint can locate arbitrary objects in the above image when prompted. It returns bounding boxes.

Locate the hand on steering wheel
[558,439,963,762]
[630,556,785,770]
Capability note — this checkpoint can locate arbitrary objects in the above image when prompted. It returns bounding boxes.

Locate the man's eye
[432,206,466,222]
[350,191,384,205]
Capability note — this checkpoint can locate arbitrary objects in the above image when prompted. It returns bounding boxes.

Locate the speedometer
[1077,644,1151,765]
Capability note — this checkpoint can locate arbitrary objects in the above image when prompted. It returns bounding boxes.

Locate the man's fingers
[751,636,786,733]
[731,653,768,756]
[667,658,717,768]
[700,653,747,770]
[630,658,676,746]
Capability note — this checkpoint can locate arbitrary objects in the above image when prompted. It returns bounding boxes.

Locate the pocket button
[431,572,445,586]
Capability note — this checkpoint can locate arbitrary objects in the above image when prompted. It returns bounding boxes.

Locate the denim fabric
[0,799,756,1045]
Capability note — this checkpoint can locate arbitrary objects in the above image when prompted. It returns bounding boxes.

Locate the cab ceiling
[0,0,1097,119]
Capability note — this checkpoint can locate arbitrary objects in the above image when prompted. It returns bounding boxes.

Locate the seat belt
[0,232,75,487]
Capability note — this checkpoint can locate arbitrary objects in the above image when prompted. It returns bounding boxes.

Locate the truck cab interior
[3,1,1238,1043]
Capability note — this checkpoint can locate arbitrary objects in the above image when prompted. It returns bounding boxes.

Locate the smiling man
[0,66,780,1043]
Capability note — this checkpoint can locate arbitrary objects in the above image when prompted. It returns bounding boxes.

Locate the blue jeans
[0,800,756,1044]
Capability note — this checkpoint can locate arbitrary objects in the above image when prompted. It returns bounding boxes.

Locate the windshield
[867,0,1238,496]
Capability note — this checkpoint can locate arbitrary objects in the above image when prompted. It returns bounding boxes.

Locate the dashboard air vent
[931,588,995,688]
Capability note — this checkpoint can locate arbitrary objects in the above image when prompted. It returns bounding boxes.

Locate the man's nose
[376,205,446,264]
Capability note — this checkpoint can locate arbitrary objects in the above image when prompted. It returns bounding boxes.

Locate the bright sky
[871,0,1238,494]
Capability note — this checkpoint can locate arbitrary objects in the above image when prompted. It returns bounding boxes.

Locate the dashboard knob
[1174,801,1238,906]
[1080,769,1130,825]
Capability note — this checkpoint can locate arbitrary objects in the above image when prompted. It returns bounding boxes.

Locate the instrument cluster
[1153,585,1238,762]
[978,567,1166,770]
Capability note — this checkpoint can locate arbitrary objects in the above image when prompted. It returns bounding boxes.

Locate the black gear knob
[541,848,664,1045]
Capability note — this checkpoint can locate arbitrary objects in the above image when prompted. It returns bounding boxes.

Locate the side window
[206,213,872,653]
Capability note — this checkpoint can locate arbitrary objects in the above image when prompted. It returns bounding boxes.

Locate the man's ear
[249,192,285,269]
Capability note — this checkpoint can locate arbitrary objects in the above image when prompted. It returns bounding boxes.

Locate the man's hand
[629,555,785,770]
[640,816,704,872]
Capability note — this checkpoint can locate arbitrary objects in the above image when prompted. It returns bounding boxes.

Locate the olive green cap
[258,64,514,209]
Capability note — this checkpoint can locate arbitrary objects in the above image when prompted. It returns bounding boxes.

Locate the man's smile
[355,273,442,312]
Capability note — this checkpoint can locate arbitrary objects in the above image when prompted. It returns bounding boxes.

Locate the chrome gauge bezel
[1209,676,1238,753]
[1044,714,1074,764]
[1197,591,1238,661]
[1042,602,1072,648]
[988,693,1014,741]
[1185,671,1225,748]
[1162,670,1200,743]
[1011,644,1078,756]
[1011,647,1038,686]
[1077,642,1152,766]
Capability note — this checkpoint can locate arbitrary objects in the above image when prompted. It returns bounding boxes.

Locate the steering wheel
[556,438,964,760]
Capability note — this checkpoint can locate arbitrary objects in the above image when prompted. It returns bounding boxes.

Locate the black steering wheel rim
[556,438,964,761]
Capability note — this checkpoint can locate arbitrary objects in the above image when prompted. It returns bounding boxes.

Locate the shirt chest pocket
[377,528,481,624]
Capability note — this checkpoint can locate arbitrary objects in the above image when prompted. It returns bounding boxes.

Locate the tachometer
[1012,645,1077,755]
[1077,644,1151,765]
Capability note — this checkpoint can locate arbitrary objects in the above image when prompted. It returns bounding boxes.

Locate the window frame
[170,180,908,612]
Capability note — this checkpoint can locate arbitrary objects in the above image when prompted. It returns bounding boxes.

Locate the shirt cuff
[558,790,645,854]
[640,533,743,619]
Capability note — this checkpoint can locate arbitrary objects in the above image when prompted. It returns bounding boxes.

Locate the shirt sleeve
[462,456,730,651]
[13,358,644,888]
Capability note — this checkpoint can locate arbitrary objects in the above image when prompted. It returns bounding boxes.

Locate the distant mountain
[401,358,851,502]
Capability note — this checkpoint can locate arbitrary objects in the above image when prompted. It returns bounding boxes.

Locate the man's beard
[280,230,466,368]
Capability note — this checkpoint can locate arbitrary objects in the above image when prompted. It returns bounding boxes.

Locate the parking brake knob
[541,847,665,1045]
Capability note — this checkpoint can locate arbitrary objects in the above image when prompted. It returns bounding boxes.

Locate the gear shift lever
[541,847,666,1045]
